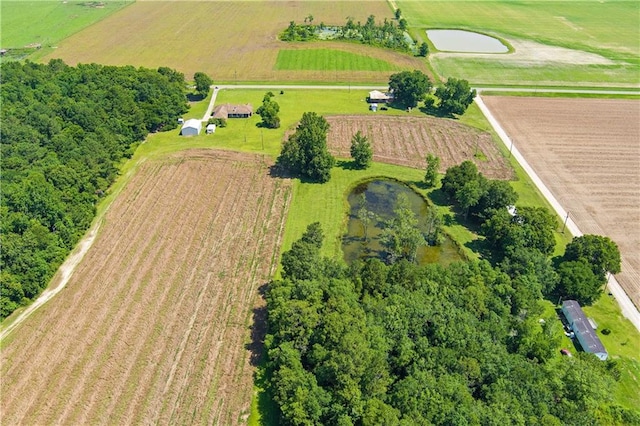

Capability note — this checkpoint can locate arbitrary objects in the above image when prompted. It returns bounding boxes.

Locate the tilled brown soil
[482,96,640,308]
[325,115,514,179]
[1,150,291,425]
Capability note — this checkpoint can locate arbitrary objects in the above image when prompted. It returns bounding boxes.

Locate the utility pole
[561,211,570,234]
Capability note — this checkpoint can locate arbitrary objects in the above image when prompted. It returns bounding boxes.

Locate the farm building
[212,104,253,119]
[180,119,202,136]
[206,123,216,134]
[561,300,608,361]
[367,90,394,104]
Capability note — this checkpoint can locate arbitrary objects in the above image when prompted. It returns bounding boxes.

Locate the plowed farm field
[0,150,291,425]
[482,96,640,308]
[325,115,514,179]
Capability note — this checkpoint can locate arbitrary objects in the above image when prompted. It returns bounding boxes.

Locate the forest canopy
[1,60,188,319]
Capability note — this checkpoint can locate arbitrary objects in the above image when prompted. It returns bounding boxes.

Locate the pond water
[342,179,463,266]
[426,29,508,53]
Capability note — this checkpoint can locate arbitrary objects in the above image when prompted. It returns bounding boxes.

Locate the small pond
[342,179,463,266]
[426,29,508,53]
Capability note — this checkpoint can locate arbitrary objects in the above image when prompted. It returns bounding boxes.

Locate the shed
[180,119,202,136]
[206,123,216,134]
[369,103,378,112]
[561,300,608,360]
[367,90,394,104]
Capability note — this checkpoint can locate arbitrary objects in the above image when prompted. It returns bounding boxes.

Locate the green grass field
[0,1,131,48]
[400,0,639,87]
[275,49,401,71]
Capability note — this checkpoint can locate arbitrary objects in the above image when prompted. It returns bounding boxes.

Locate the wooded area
[0,60,188,319]
[265,223,635,425]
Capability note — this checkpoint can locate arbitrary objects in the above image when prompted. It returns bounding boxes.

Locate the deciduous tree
[193,71,213,98]
[435,77,476,116]
[350,130,372,169]
[424,153,440,187]
[388,70,432,108]
[256,91,281,129]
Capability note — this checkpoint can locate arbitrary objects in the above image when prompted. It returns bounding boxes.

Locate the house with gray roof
[561,300,608,361]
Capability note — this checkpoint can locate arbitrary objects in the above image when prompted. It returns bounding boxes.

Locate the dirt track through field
[325,115,513,179]
[482,96,640,309]
[1,150,291,425]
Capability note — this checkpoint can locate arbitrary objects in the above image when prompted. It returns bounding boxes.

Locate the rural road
[475,95,640,332]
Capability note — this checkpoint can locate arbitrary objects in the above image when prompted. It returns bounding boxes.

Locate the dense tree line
[280,15,414,53]
[1,60,188,318]
[266,224,636,425]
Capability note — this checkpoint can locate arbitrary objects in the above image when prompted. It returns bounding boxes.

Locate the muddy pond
[426,29,508,53]
[342,179,463,266]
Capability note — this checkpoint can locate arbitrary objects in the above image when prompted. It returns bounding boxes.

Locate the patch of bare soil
[482,96,640,308]
[325,115,513,179]
[0,150,291,425]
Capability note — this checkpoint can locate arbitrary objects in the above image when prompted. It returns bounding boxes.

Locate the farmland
[0,150,291,425]
[36,1,427,83]
[481,96,640,308]
[400,0,639,86]
[0,1,131,48]
[325,115,513,179]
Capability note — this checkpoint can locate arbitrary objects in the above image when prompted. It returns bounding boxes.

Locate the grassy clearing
[1,1,132,48]
[275,49,401,71]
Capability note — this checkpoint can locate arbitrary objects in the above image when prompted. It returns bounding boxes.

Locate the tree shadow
[427,188,450,207]
[336,159,361,171]
[246,282,269,367]
[186,93,205,102]
[419,104,454,119]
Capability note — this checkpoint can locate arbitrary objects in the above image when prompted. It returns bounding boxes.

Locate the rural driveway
[475,95,640,333]
[202,86,220,121]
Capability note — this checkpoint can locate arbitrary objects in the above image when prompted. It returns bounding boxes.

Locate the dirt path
[475,95,640,332]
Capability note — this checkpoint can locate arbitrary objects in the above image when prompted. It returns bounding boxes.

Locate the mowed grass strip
[275,49,400,71]
[1,1,132,48]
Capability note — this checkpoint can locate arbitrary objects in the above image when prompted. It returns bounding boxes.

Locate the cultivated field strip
[482,96,640,308]
[1,150,292,425]
[325,115,513,179]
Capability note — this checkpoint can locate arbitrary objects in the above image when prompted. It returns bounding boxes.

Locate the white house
[367,90,394,104]
[181,119,202,136]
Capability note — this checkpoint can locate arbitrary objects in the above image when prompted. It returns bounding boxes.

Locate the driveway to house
[202,86,221,121]
[475,94,640,333]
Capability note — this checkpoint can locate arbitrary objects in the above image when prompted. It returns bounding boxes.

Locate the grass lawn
[1,1,132,48]
[275,49,401,72]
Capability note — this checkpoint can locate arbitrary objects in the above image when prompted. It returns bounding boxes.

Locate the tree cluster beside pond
[280,15,414,53]
[265,223,636,425]
[0,60,188,319]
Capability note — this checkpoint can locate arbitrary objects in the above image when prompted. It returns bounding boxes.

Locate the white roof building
[180,119,202,136]
[367,90,394,103]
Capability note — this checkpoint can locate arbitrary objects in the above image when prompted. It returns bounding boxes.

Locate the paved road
[215,84,639,96]
[475,95,640,332]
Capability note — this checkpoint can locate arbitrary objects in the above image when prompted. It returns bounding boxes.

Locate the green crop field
[275,49,401,72]
[1,1,131,48]
[399,0,640,87]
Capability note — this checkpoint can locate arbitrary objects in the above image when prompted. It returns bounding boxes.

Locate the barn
[180,119,202,136]
[561,300,608,360]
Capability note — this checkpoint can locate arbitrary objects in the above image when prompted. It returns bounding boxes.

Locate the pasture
[400,0,639,86]
[0,150,291,425]
[37,1,428,83]
[0,1,131,48]
[275,48,400,71]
